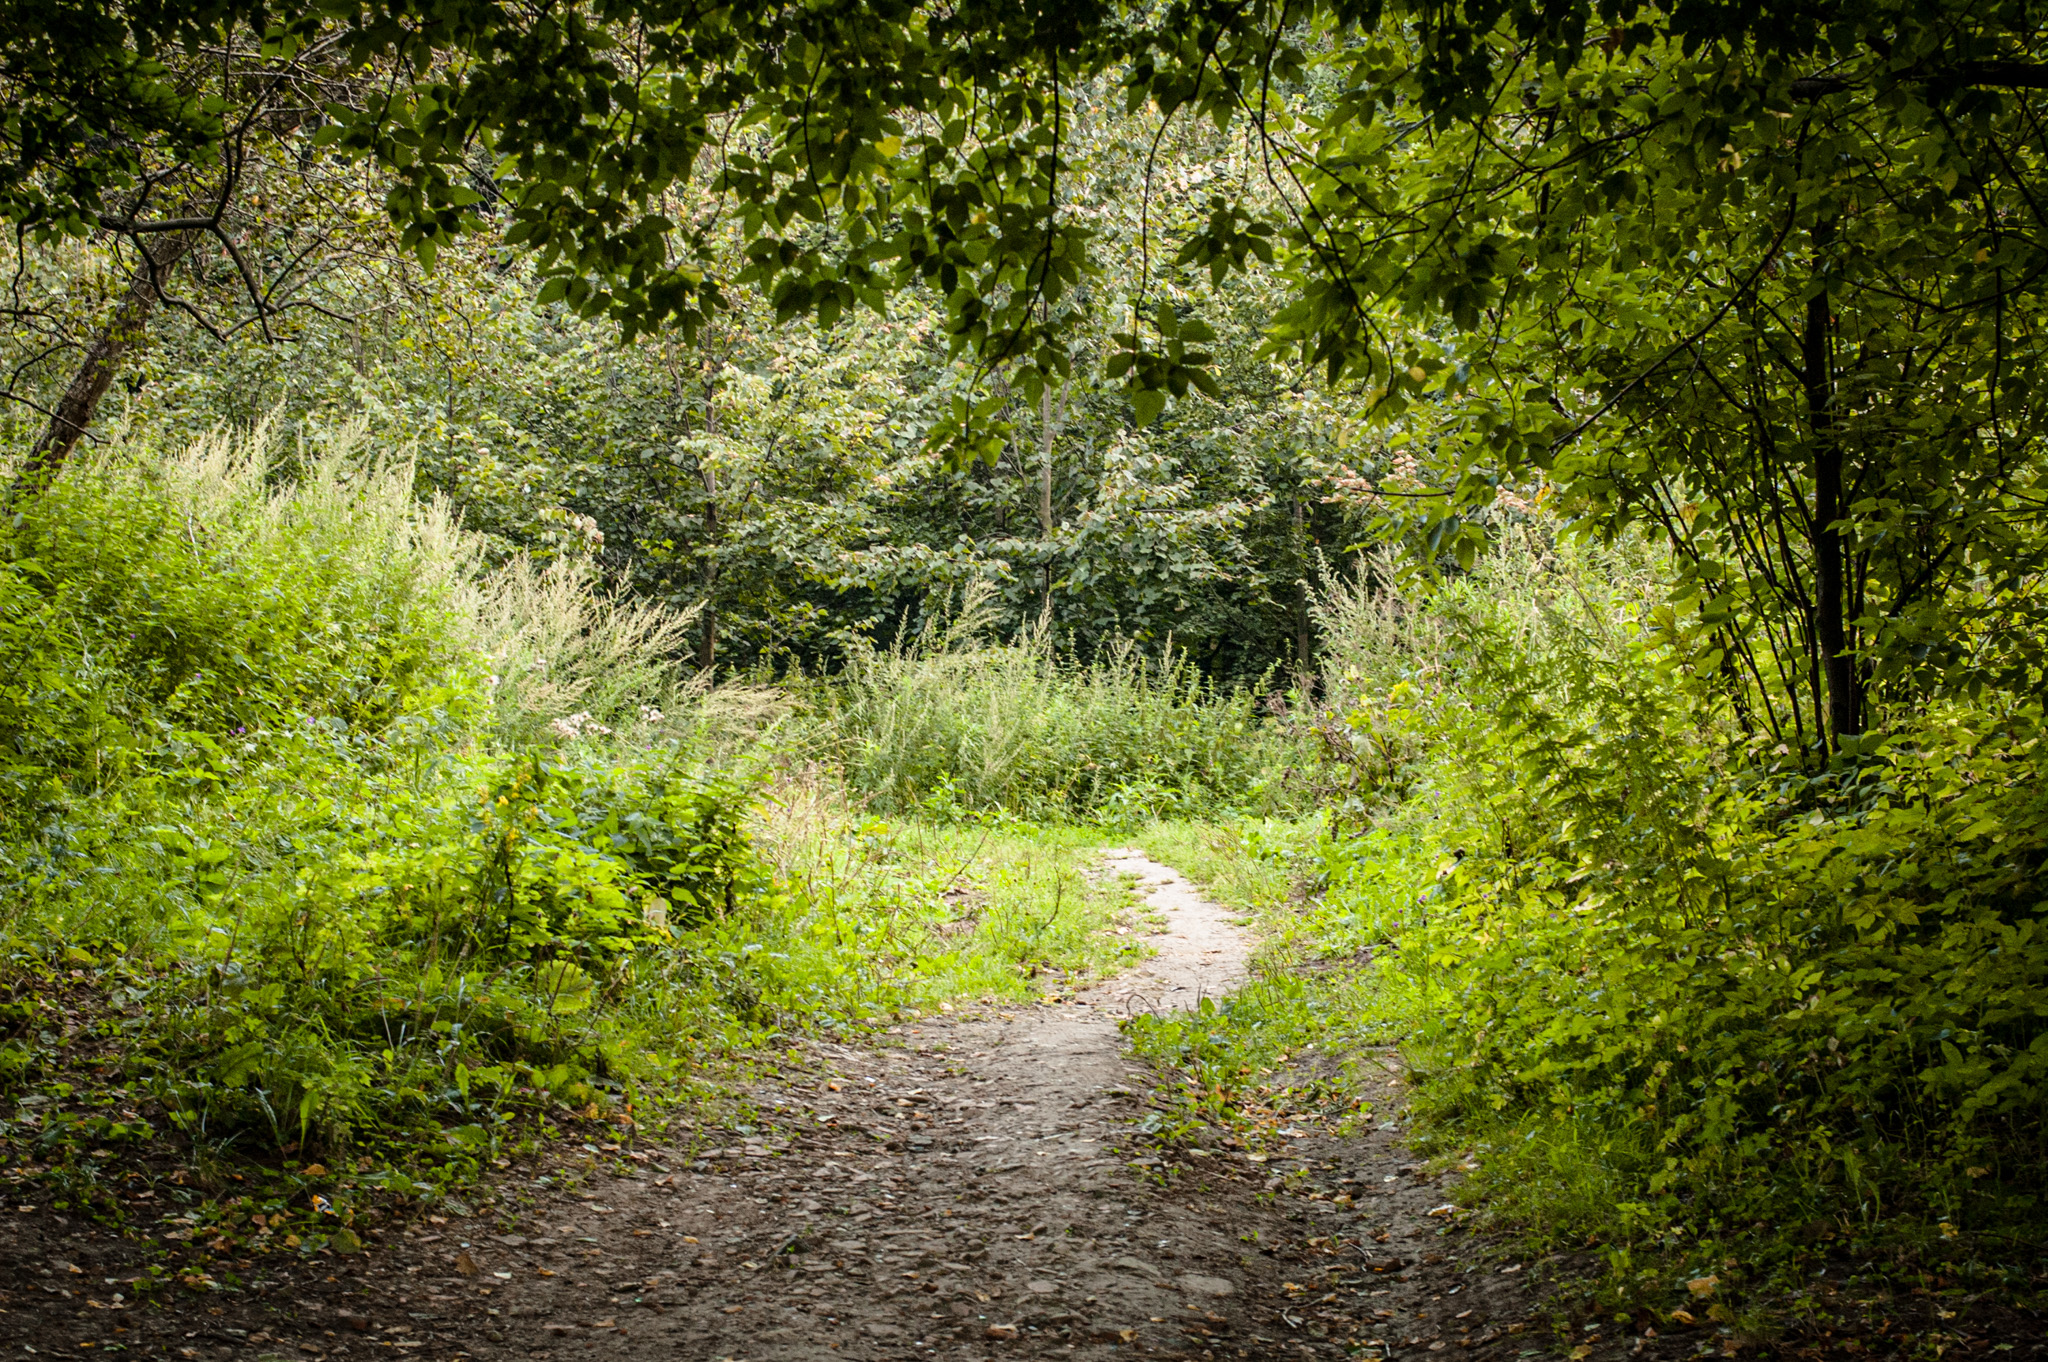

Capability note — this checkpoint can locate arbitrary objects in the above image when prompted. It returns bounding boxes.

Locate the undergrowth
[0,428,1153,1268]
[1133,528,2048,1348]
[818,582,1298,824]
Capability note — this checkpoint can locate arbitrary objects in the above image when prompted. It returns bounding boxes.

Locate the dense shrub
[0,432,471,824]
[0,429,775,1162]
[1311,528,2048,1292]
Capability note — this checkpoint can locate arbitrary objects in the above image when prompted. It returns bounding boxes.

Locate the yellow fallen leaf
[1686,1275,1717,1297]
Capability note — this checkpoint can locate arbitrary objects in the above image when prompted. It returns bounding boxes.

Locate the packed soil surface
[6,851,2032,1360]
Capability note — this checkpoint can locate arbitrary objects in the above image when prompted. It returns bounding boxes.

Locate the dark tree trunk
[1803,224,1860,745]
[698,400,720,673]
[1293,497,1315,691]
[7,228,201,506]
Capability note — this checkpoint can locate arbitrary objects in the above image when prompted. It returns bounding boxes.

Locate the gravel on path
[0,850,1544,1362]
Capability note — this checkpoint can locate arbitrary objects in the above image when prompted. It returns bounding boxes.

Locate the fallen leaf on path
[985,1324,1018,1339]
[1686,1275,1718,1297]
[454,1251,479,1276]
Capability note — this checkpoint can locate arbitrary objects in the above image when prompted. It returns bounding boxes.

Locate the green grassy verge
[1118,818,1410,1157]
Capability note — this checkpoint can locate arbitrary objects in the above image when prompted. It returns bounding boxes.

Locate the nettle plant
[154,753,770,1155]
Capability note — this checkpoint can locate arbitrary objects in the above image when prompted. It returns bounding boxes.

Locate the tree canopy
[8,0,2048,745]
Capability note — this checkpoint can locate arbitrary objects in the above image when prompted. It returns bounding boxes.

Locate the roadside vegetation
[0,429,1187,1275]
[1126,531,2048,1343]
[10,430,2039,1345]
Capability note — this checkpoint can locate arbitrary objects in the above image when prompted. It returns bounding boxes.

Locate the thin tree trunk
[1804,221,1859,744]
[8,228,202,506]
[1292,497,1315,689]
[1036,379,1070,624]
[1038,384,1057,538]
[698,394,720,673]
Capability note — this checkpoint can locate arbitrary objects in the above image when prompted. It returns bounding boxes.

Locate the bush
[0,426,780,1168]
[143,750,770,1154]
[0,428,470,827]
[1312,524,2048,1305]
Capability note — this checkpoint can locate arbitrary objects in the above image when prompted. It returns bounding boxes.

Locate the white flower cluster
[639,705,666,724]
[548,711,613,740]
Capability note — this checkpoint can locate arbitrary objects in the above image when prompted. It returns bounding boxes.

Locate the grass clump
[821,583,1293,824]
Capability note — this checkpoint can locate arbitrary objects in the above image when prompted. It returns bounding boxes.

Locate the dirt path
[426,850,1539,1361]
[1,851,1547,1362]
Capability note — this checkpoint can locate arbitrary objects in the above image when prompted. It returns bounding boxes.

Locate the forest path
[495,848,1278,1362]
[94,850,1539,1362]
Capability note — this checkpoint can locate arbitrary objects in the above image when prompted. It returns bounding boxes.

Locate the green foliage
[0,431,467,823]
[0,424,1164,1210]
[1310,527,2048,1312]
[0,430,762,1167]
[818,584,1292,823]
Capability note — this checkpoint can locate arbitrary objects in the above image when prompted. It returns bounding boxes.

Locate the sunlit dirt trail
[526,848,1275,1361]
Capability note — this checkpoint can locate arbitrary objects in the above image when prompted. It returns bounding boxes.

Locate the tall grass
[0,426,787,1181]
[824,582,1289,822]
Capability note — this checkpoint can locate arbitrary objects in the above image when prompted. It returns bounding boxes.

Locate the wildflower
[549,712,611,740]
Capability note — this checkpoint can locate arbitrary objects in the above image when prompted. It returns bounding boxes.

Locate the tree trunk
[1292,497,1315,690]
[1038,383,1057,538]
[1803,222,1860,745]
[697,395,720,673]
[7,228,202,506]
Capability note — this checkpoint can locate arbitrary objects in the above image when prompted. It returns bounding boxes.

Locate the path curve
[100,850,1540,1362]
[479,848,1292,1362]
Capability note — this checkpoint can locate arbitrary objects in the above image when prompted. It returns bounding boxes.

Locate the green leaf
[1130,388,1167,427]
